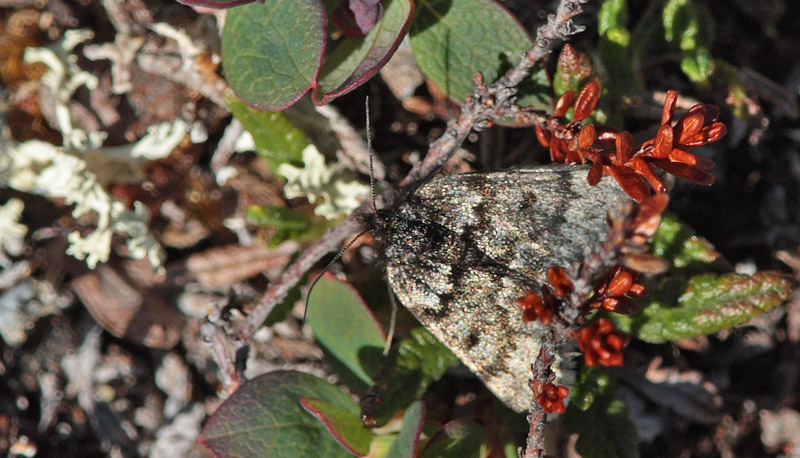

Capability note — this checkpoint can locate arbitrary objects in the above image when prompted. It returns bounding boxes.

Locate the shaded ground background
[1,0,800,456]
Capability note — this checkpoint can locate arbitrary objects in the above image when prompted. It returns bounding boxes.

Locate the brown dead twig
[207,0,593,406]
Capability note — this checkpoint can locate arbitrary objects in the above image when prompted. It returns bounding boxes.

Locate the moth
[367,165,628,412]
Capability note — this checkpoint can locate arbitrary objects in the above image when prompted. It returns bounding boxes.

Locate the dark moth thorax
[369,166,628,412]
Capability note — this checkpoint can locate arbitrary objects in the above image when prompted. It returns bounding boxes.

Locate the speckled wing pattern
[376,166,628,412]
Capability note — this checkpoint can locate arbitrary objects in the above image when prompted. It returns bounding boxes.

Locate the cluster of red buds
[518,192,672,414]
[585,265,646,315]
[517,289,555,325]
[517,265,638,370]
[516,266,574,325]
[573,318,631,368]
[532,381,570,414]
[535,82,727,202]
[520,78,725,415]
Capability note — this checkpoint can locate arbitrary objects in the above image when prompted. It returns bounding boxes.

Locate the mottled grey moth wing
[373,165,628,412]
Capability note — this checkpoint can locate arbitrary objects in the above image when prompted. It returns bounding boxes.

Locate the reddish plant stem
[238,214,363,342]
[524,332,557,458]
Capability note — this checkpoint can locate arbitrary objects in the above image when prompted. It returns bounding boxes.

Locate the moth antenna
[366,97,379,216]
[306,98,381,325]
[303,228,372,325]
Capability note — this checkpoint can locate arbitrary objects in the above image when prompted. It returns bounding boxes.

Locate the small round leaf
[222,0,326,110]
[200,371,356,457]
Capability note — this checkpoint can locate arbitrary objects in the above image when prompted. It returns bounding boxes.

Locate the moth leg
[384,281,398,355]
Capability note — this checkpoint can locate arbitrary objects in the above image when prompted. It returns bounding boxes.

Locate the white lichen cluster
[0,198,27,265]
[234,130,368,220]
[0,30,187,270]
[276,144,369,220]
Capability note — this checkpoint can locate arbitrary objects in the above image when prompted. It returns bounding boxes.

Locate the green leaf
[597,28,641,109]
[511,66,552,115]
[264,284,302,327]
[409,0,548,109]
[553,44,593,97]
[361,327,459,427]
[386,400,426,458]
[650,212,721,271]
[313,0,414,104]
[247,204,318,249]
[598,0,629,35]
[307,276,386,389]
[200,371,354,458]
[564,370,638,458]
[176,0,257,8]
[247,205,310,231]
[568,365,608,411]
[222,0,326,110]
[595,0,643,124]
[420,419,484,458]
[226,95,308,170]
[662,0,695,48]
[613,271,795,343]
[680,46,714,82]
[662,0,715,83]
[301,397,373,456]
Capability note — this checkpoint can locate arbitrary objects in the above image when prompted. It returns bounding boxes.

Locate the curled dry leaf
[640,361,722,425]
[167,242,298,288]
[622,252,669,274]
[72,259,184,349]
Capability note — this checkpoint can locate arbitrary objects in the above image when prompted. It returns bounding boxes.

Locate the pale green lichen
[0,30,188,270]
[1,138,170,270]
[277,145,369,220]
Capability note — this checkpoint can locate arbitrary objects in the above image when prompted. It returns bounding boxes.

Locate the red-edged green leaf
[386,400,426,458]
[361,327,458,427]
[222,0,326,110]
[409,0,547,108]
[176,0,257,8]
[301,398,372,456]
[553,44,593,97]
[199,371,353,458]
[307,275,386,389]
[420,419,484,458]
[614,271,795,343]
[564,370,638,458]
[313,0,413,104]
